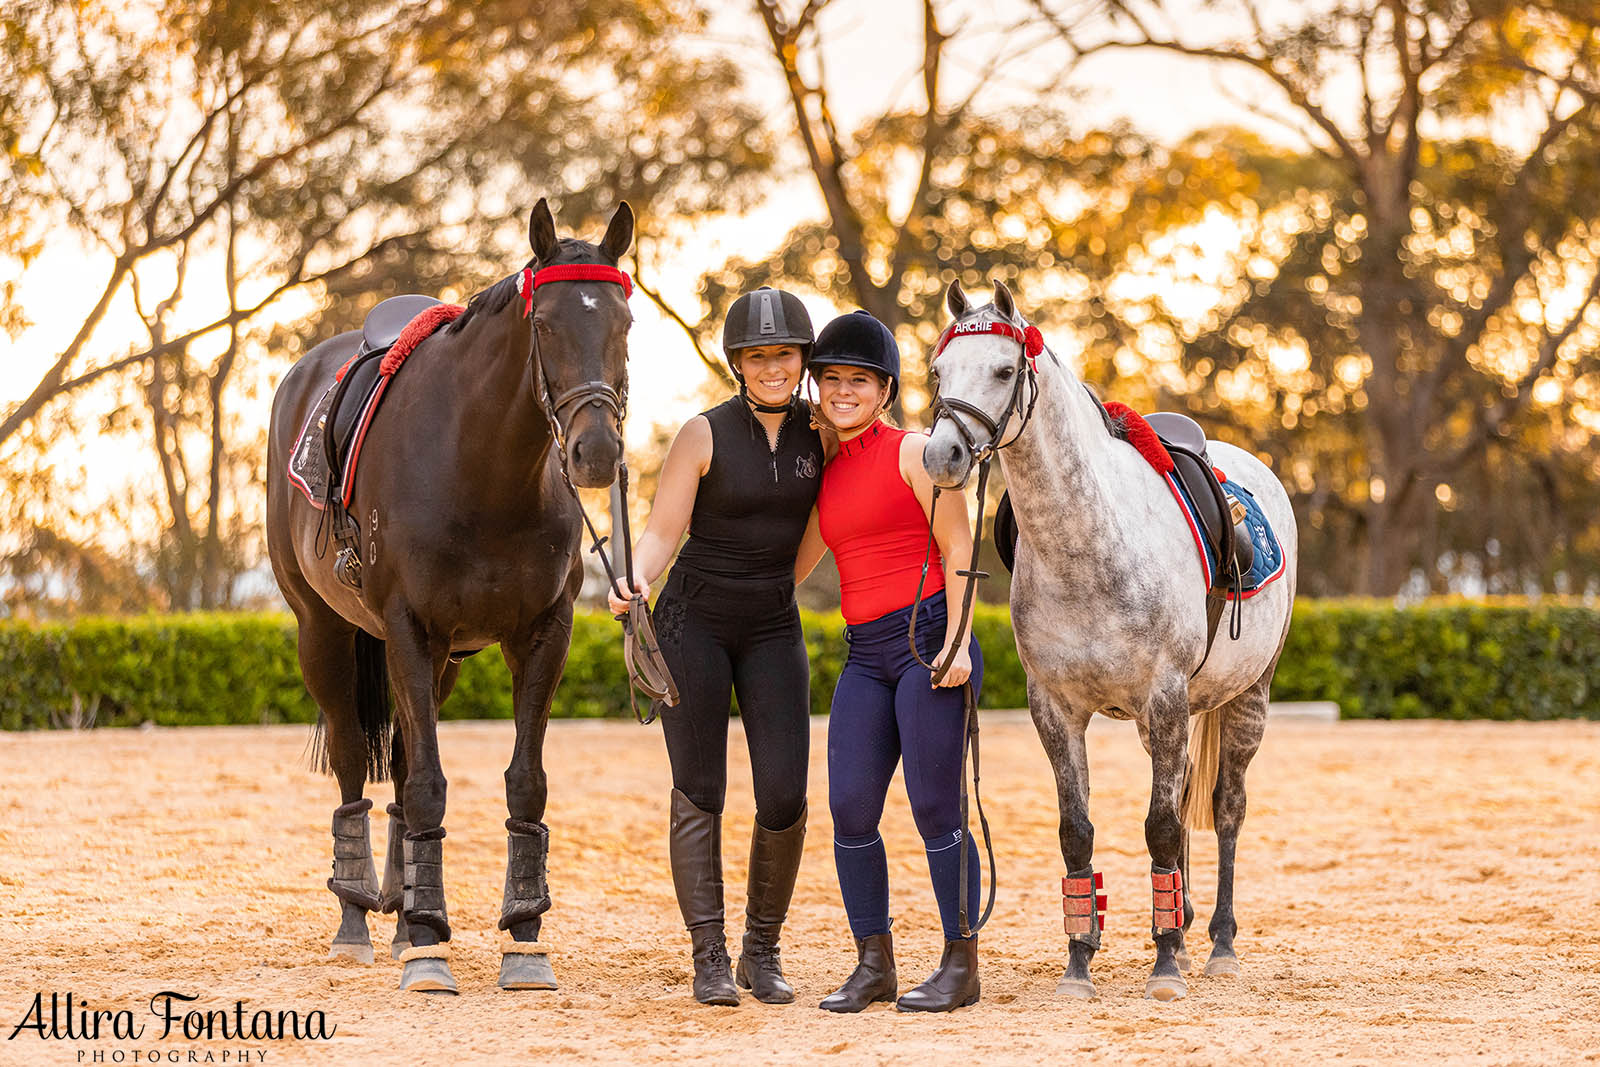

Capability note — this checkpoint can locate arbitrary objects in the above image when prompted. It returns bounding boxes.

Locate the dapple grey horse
[922,278,1298,1001]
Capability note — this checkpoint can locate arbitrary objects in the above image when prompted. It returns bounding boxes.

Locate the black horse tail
[307,629,394,783]
[353,630,394,782]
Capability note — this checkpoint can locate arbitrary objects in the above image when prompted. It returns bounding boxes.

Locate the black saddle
[323,295,443,472]
[989,408,1251,585]
[994,492,1019,575]
[361,294,442,356]
[1143,412,1253,587]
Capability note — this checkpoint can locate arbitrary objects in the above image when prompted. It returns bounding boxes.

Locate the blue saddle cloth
[1172,477,1286,597]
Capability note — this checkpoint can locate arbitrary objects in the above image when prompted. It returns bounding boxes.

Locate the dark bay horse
[266,199,634,993]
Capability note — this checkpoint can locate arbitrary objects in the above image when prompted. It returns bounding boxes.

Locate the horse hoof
[1055,975,1096,1000]
[399,956,457,994]
[328,940,374,965]
[1205,954,1241,977]
[390,940,411,961]
[498,950,557,991]
[1145,974,1188,1001]
[1174,946,1192,973]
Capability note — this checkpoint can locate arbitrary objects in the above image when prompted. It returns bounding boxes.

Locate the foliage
[1027,0,1600,595]
[0,0,774,613]
[3,600,1596,730]
[1273,598,1599,720]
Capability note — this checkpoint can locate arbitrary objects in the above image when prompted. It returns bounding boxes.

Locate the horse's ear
[992,278,1017,321]
[529,198,559,263]
[600,201,634,262]
[946,278,969,319]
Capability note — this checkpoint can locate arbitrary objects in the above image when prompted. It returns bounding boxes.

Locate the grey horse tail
[1180,710,1222,832]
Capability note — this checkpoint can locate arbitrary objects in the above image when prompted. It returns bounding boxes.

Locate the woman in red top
[795,311,985,1014]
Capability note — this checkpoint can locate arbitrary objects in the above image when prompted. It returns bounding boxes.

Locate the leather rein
[521,264,679,724]
[904,313,1048,937]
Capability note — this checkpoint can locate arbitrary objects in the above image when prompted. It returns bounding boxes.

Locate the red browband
[516,264,634,317]
[934,318,1046,370]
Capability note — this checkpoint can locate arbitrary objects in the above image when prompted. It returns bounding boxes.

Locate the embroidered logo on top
[796,452,819,479]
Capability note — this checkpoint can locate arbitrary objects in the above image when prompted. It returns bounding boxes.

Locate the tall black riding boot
[736,804,806,1004]
[669,789,739,1006]
[818,931,897,1013]
[895,937,979,1012]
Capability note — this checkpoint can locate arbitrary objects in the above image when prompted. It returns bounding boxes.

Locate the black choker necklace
[742,390,794,414]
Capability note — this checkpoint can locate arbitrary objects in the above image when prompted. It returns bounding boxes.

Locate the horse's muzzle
[567,424,623,489]
[923,422,975,489]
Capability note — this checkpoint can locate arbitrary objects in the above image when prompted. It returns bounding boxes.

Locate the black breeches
[653,567,811,830]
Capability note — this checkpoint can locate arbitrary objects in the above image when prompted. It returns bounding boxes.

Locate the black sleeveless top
[673,395,824,583]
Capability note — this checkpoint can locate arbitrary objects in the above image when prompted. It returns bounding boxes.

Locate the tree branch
[754,0,890,318]
[1029,0,1367,173]
[630,249,734,387]
[0,258,133,446]
[889,0,951,288]
[1431,263,1600,475]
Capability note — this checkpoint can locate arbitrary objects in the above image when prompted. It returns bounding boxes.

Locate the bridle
[518,262,679,723]
[904,310,1053,938]
[925,317,1046,463]
[909,313,1048,685]
[520,263,631,440]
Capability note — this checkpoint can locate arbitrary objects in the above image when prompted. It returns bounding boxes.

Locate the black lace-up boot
[669,789,738,1006]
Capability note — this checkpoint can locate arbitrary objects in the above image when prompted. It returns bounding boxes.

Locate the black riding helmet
[808,310,900,402]
[722,287,814,380]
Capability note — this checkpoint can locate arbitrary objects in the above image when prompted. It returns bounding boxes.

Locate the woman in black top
[609,288,823,1006]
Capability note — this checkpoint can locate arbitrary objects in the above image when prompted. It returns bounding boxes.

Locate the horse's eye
[533,317,552,335]
[996,366,1015,381]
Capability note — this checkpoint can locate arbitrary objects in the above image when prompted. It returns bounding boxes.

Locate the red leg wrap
[1062,870,1106,936]
[1151,867,1184,931]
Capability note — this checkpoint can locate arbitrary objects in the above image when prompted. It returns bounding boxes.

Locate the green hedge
[1,599,1595,729]
[1271,599,1598,720]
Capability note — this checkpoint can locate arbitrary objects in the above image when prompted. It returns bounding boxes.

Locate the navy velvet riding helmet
[810,310,900,402]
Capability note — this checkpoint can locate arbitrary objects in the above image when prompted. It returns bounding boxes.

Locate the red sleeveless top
[818,422,944,625]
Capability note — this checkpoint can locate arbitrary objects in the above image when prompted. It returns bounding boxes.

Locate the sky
[0,0,1285,480]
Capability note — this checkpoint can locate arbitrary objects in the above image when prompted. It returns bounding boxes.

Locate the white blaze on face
[581,294,599,311]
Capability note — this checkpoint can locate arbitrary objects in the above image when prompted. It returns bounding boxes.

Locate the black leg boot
[895,937,979,1012]
[819,931,897,1013]
[327,798,381,963]
[669,789,738,1006]
[736,804,806,1004]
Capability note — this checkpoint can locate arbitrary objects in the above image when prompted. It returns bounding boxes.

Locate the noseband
[519,263,680,722]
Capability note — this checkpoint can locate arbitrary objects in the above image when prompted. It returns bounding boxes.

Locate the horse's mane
[444,237,602,335]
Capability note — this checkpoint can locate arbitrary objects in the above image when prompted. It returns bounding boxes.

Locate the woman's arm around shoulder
[793,506,828,585]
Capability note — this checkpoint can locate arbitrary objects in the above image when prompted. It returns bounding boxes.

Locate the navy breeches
[827,591,983,940]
